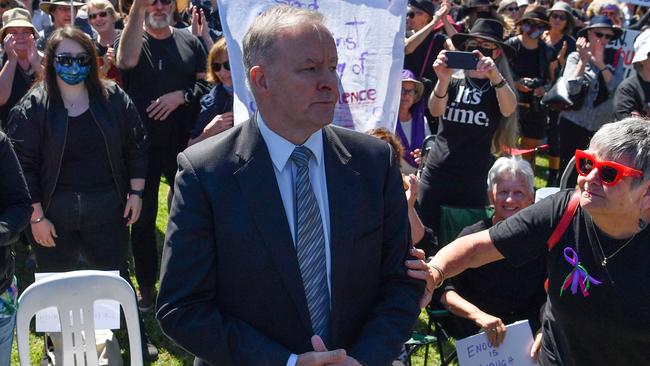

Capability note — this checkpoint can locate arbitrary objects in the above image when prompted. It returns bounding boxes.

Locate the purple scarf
[395,98,426,168]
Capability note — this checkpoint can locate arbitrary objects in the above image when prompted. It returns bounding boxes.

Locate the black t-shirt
[56,110,114,193]
[0,58,37,130]
[511,43,541,105]
[117,29,207,150]
[642,78,650,107]
[404,32,446,83]
[425,76,502,180]
[95,30,122,57]
[442,218,546,334]
[490,190,650,366]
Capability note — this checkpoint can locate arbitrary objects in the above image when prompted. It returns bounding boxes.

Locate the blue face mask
[54,61,91,85]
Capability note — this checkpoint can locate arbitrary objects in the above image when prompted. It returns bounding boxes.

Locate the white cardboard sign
[34,272,121,332]
[456,320,537,366]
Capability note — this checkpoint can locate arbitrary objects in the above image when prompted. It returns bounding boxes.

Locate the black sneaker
[137,286,156,312]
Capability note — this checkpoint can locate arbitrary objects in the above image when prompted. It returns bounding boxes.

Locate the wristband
[30,216,44,224]
[128,189,145,198]
[491,78,507,89]
[428,261,446,288]
[434,89,448,99]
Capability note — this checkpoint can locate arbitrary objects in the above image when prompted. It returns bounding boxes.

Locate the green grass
[11,156,551,365]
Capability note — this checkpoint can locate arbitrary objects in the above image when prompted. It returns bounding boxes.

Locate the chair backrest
[535,187,560,203]
[16,270,142,366]
[437,205,494,247]
[560,156,576,189]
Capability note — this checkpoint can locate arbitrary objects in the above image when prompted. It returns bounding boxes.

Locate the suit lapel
[233,116,312,333]
[322,126,359,343]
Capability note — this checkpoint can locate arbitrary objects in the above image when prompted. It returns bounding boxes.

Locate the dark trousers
[130,148,177,288]
[416,167,488,236]
[559,117,594,188]
[30,190,150,347]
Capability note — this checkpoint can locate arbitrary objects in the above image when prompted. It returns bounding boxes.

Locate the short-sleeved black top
[490,190,650,366]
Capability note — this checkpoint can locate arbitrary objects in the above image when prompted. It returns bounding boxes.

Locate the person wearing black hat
[404,0,457,89]
[557,14,624,185]
[416,18,518,236]
[457,0,500,34]
[505,6,557,164]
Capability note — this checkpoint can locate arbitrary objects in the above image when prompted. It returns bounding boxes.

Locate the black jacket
[506,36,557,83]
[6,81,147,212]
[614,73,649,120]
[0,131,31,293]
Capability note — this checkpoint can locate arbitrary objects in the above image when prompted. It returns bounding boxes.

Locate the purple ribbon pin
[560,247,602,297]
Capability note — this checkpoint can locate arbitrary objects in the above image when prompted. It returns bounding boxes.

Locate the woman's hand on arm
[30,202,57,247]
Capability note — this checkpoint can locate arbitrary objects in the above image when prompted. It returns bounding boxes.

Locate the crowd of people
[0,0,648,364]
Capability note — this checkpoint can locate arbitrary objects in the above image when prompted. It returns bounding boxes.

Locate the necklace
[589,218,637,268]
[465,76,491,94]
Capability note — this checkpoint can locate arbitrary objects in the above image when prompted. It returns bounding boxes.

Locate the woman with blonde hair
[86,0,121,84]
[417,18,519,234]
[188,37,233,145]
[587,0,624,27]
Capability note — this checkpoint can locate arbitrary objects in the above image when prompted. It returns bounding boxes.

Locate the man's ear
[640,182,650,213]
[249,65,268,94]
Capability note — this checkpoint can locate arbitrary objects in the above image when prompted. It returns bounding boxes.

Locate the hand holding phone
[444,51,480,70]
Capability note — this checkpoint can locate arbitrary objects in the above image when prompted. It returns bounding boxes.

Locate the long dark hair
[41,26,108,101]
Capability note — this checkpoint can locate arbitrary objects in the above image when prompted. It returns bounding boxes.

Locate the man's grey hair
[487,156,535,194]
[242,5,327,83]
[589,118,650,186]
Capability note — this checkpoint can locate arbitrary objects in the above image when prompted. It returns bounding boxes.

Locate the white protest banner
[34,272,121,332]
[619,0,650,7]
[606,28,642,79]
[456,320,537,366]
[217,0,406,132]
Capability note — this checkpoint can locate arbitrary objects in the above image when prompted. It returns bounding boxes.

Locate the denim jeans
[0,277,17,366]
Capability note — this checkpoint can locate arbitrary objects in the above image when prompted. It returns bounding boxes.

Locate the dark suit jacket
[156,116,423,366]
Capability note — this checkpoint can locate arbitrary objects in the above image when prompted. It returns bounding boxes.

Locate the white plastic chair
[535,187,561,203]
[16,270,143,366]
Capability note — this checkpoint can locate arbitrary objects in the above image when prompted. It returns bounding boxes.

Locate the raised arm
[116,0,148,69]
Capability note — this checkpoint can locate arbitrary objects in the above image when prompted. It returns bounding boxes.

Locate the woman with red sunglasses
[188,37,233,146]
[408,117,650,365]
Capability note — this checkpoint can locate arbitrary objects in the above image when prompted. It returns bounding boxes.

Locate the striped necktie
[290,145,330,340]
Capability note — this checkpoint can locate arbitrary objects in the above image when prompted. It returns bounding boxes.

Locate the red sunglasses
[575,150,643,186]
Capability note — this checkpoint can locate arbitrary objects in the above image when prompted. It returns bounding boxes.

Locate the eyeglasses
[54,53,92,67]
[401,88,416,96]
[574,150,643,186]
[524,21,549,29]
[150,0,172,5]
[593,31,614,40]
[600,10,618,17]
[88,11,109,19]
[504,6,519,12]
[465,39,498,50]
[550,13,567,21]
[212,61,229,71]
[406,10,425,19]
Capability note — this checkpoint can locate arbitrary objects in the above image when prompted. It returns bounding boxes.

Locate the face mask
[54,62,90,85]
[522,23,544,39]
[466,45,494,58]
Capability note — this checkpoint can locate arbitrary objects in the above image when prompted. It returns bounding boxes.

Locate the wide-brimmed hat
[401,69,424,102]
[576,15,623,40]
[451,19,516,58]
[497,0,518,14]
[516,7,550,26]
[40,0,85,13]
[409,0,436,17]
[632,31,650,64]
[548,2,575,31]
[0,8,39,39]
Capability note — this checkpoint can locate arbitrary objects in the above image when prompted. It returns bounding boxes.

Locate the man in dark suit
[156,5,424,366]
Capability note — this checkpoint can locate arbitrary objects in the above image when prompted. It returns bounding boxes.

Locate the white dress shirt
[257,115,332,366]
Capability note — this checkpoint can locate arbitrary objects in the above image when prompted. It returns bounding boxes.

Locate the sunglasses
[406,10,425,18]
[88,11,108,20]
[212,61,229,71]
[550,13,567,21]
[575,150,643,186]
[593,31,614,40]
[504,6,519,12]
[151,0,172,5]
[0,2,8,8]
[401,88,416,96]
[54,53,92,67]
